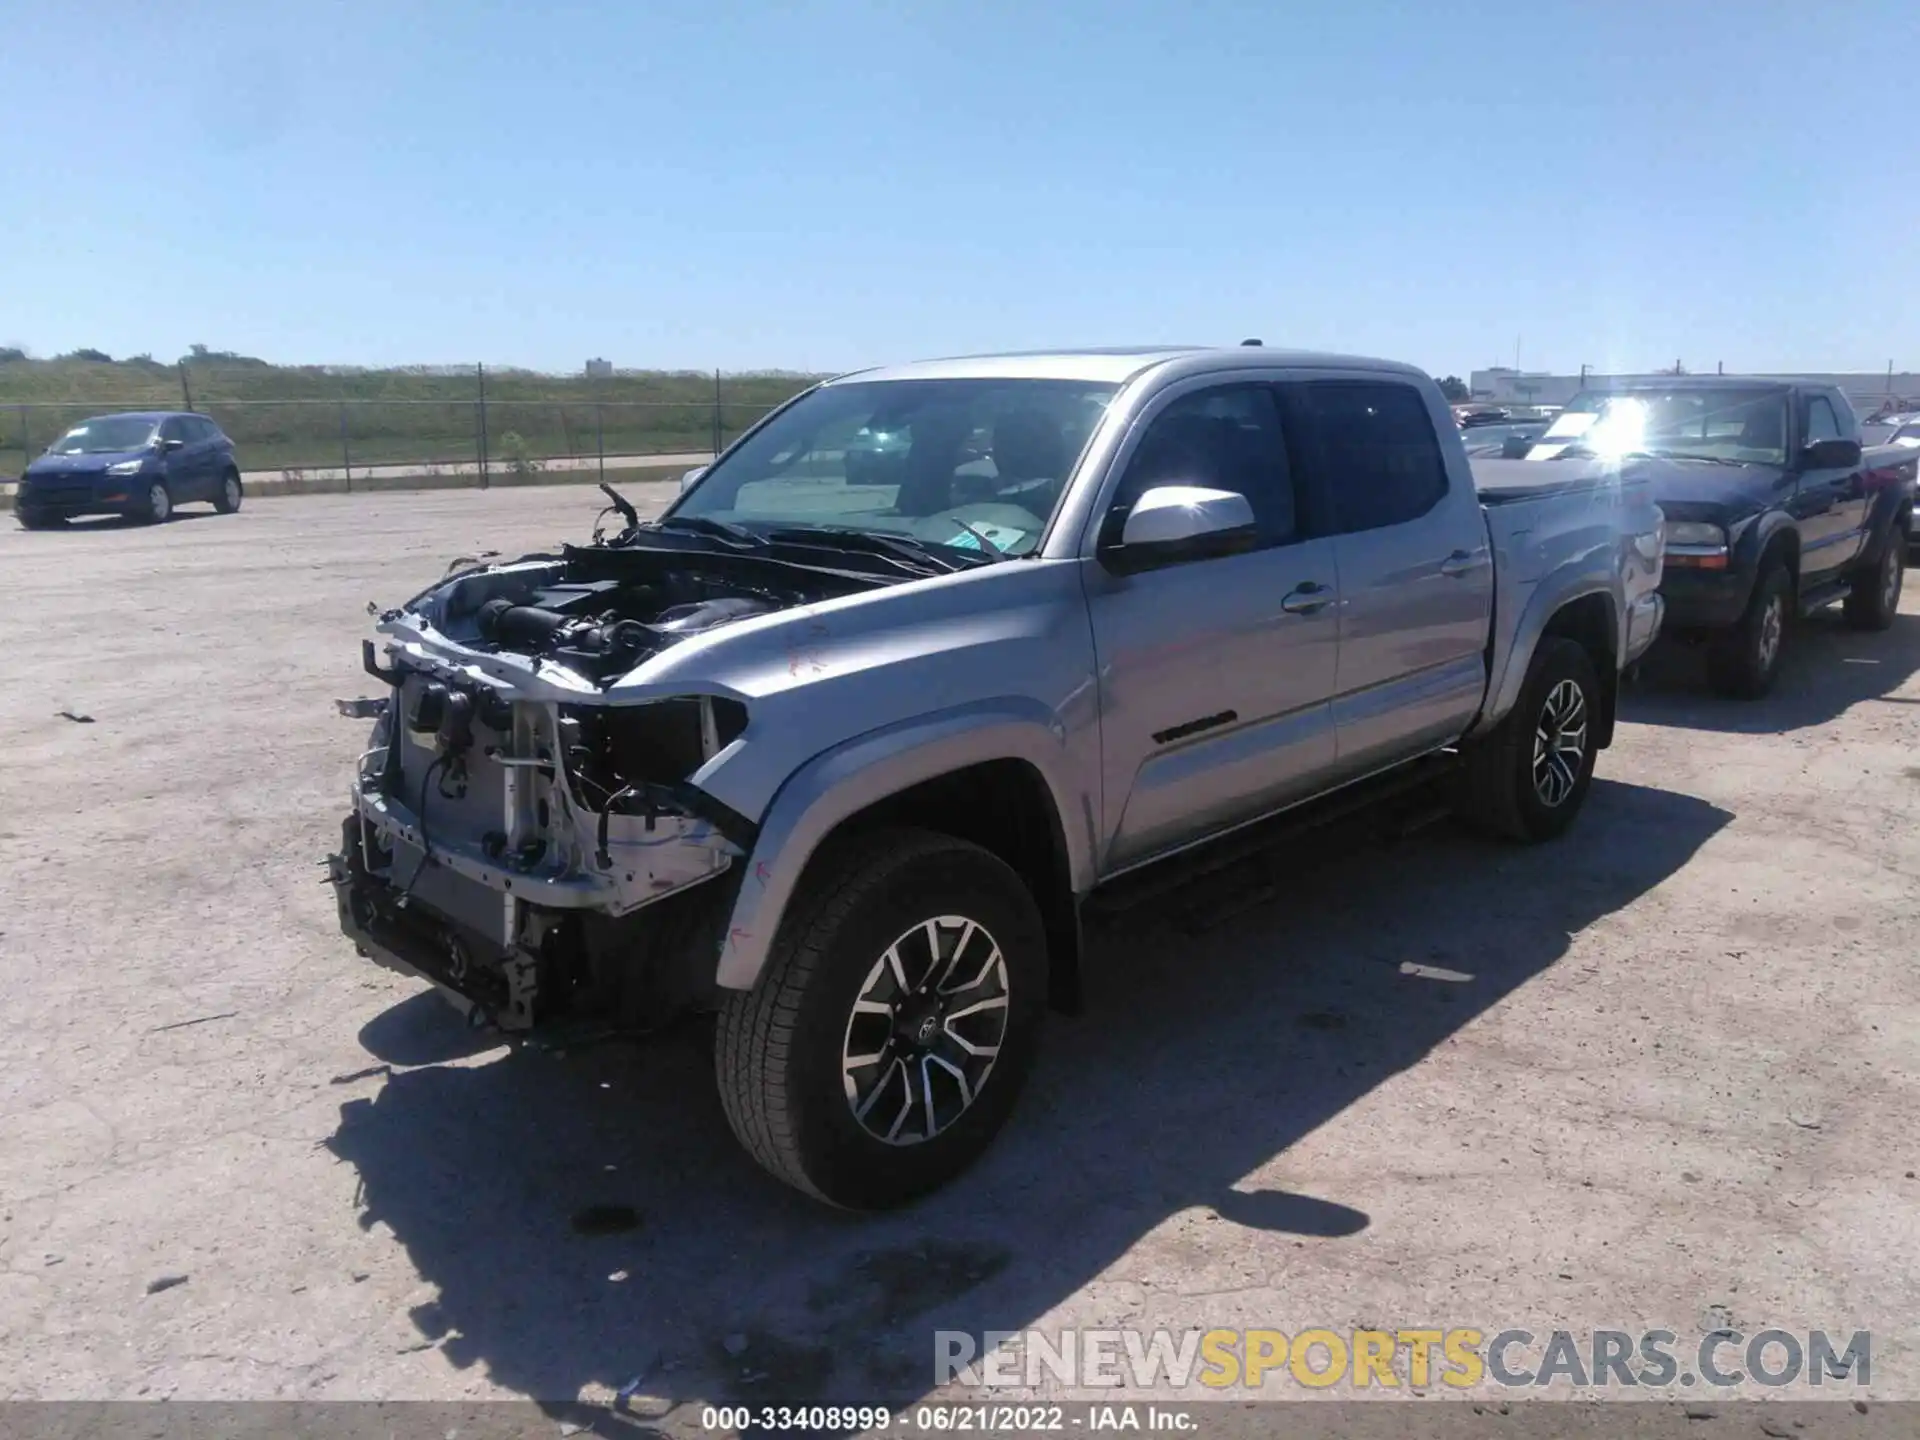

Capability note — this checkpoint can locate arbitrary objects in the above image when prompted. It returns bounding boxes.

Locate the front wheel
[214,469,244,515]
[15,508,65,531]
[1455,636,1601,843]
[715,828,1048,1209]
[1843,540,1903,631]
[143,480,173,525]
[1707,561,1791,698]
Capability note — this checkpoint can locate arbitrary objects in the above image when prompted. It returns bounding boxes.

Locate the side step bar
[1084,752,1462,919]
[1797,578,1852,617]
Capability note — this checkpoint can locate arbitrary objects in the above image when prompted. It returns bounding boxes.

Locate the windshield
[49,417,157,455]
[670,377,1120,559]
[1538,388,1789,464]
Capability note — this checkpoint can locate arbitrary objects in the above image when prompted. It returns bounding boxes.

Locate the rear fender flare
[1472,579,1621,739]
[713,699,1095,991]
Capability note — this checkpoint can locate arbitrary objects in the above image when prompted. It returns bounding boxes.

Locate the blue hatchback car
[15,411,243,528]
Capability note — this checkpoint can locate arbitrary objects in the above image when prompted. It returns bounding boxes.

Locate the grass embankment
[0,356,823,475]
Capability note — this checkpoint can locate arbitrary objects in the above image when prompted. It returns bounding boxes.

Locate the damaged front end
[327,540,869,1036]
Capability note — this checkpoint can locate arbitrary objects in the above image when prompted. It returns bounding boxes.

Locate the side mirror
[1100,486,1257,574]
[1801,437,1862,470]
[158,437,184,452]
[678,466,706,494]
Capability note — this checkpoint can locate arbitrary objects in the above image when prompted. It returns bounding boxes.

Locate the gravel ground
[1,489,1916,1421]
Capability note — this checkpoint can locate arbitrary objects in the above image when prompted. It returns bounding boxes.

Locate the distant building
[1469,366,1920,414]
[584,357,613,378]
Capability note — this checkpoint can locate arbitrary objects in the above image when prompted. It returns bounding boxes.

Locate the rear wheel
[1707,560,1791,698]
[214,469,244,515]
[715,828,1047,1209]
[143,480,173,525]
[1455,637,1600,843]
[1843,539,1903,631]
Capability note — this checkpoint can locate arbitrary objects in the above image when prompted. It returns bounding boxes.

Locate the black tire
[715,827,1048,1209]
[142,479,173,525]
[214,469,244,515]
[15,507,65,531]
[1706,560,1791,698]
[1455,636,1601,843]
[1843,538,1903,631]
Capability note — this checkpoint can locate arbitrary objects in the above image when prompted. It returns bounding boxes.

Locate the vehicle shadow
[327,778,1730,1415]
[12,510,221,533]
[1623,609,1920,734]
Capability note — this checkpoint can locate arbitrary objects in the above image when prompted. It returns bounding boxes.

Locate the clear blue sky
[5,0,1916,378]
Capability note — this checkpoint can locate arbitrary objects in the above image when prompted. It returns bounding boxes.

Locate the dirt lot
[1,488,1917,1417]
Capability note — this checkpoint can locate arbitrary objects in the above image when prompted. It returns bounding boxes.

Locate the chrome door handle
[1440,549,1489,578]
[1281,582,1333,615]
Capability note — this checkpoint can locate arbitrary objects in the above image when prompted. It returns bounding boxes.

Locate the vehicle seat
[984,410,1069,515]
[1738,405,1785,452]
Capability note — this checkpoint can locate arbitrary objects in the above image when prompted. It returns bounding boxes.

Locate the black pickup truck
[1520,377,1919,697]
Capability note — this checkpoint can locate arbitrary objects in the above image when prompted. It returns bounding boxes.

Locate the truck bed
[1470,455,1653,505]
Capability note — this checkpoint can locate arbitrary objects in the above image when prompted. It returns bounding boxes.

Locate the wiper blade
[645,514,766,549]
[1644,451,1753,467]
[765,526,983,574]
[1553,444,1655,461]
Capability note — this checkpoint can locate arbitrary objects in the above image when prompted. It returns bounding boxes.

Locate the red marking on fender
[755,861,772,883]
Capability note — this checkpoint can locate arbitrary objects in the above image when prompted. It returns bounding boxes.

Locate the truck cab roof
[827,346,1430,388]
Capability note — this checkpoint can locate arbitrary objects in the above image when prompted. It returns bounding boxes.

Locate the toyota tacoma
[329,345,1666,1208]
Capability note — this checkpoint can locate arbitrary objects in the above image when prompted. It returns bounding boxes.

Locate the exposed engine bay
[329,530,900,1038]
[413,538,883,685]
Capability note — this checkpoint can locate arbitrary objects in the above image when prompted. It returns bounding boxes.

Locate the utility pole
[475,363,489,489]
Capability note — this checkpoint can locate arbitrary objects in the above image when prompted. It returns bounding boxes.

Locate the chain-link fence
[0,367,813,486]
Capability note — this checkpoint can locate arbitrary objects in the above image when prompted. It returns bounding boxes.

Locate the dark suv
[15,411,243,528]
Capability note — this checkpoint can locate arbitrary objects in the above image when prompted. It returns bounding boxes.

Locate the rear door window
[1278,380,1449,535]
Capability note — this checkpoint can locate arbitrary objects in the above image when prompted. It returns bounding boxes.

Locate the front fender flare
[713,699,1096,991]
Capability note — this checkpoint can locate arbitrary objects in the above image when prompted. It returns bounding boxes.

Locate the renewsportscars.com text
[935,1327,1871,1392]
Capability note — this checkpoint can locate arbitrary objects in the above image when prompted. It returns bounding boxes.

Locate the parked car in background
[330,344,1665,1208]
[14,411,243,529]
[1456,405,1512,429]
[1518,378,1918,697]
[1864,415,1920,552]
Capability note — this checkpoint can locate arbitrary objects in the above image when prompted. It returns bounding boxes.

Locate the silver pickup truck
[329,345,1666,1208]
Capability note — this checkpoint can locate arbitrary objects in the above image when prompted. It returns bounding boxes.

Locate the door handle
[1439,549,1489,578]
[1280,582,1333,615]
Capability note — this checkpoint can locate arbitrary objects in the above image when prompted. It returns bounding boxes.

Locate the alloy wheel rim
[150,484,169,520]
[841,915,1010,1146]
[1531,678,1588,808]
[226,477,241,509]
[1885,548,1904,610]
[1757,596,1783,671]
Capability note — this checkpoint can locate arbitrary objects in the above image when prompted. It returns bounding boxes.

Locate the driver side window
[1805,397,1842,444]
[1108,385,1296,550]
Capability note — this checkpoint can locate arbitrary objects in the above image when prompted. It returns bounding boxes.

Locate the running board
[1084,752,1462,919]
[1798,579,1852,616]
